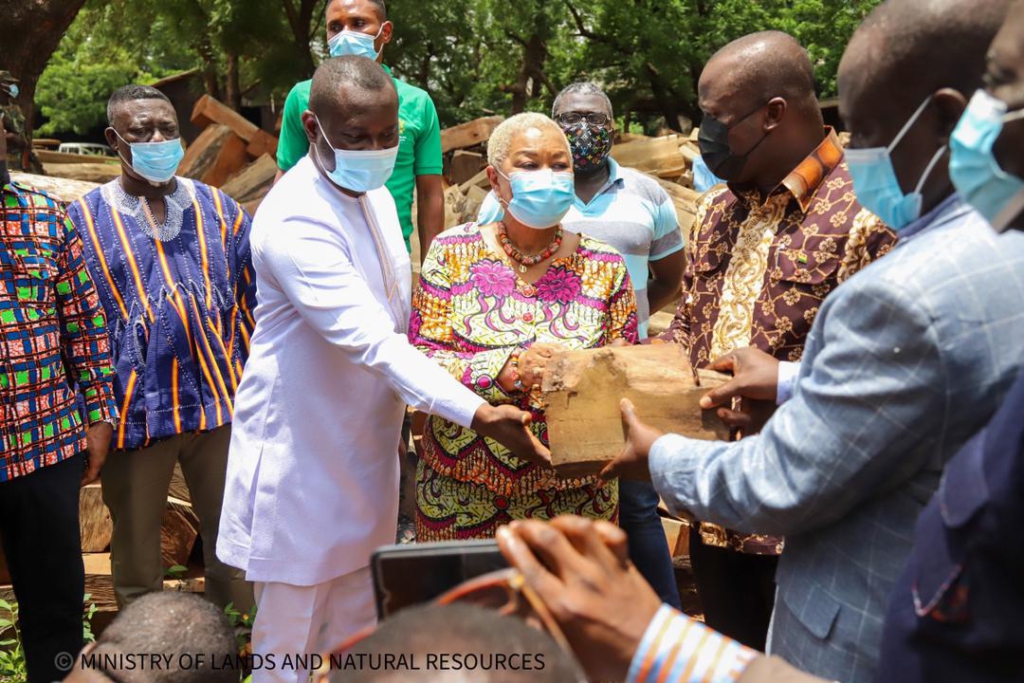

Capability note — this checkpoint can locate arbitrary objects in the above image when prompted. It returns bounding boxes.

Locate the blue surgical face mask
[114,131,185,185]
[845,95,946,231]
[3,83,19,99]
[313,115,398,192]
[497,169,575,229]
[328,24,385,60]
[950,90,1024,233]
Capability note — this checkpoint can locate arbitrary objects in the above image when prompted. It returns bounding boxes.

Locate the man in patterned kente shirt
[1,102,119,683]
[67,85,256,614]
[657,31,896,649]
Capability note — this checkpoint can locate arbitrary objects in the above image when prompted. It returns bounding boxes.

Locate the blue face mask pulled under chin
[845,95,946,231]
[313,115,398,193]
[950,90,1024,233]
[498,169,575,229]
[114,131,185,185]
[328,24,384,60]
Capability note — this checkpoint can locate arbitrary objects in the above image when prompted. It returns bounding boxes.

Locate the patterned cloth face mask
[562,121,613,174]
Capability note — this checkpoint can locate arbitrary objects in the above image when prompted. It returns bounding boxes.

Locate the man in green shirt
[275,0,445,260]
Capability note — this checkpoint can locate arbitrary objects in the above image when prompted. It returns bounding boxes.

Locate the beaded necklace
[497,221,563,273]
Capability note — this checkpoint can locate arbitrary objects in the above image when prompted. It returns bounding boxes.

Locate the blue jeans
[618,479,682,609]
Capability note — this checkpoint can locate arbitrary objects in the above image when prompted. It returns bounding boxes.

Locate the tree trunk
[282,0,319,79]
[225,53,242,111]
[510,32,549,114]
[0,0,89,144]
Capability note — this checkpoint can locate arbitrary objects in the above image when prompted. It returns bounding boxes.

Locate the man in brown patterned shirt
[658,32,896,649]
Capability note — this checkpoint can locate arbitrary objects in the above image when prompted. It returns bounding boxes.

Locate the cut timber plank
[10,172,99,205]
[169,463,191,504]
[42,162,122,184]
[440,116,503,154]
[542,344,730,473]
[458,169,492,193]
[37,150,117,165]
[654,177,700,235]
[662,517,690,558]
[177,124,249,187]
[449,150,485,186]
[220,154,277,207]
[612,135,687,178]
[80,483,113,553]
[191,94,260,142]
[162,496,200,569]
[443,183,468,229]
[246,129,278,159]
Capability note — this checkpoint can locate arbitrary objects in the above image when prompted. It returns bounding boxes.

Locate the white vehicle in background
[57,142,114,157]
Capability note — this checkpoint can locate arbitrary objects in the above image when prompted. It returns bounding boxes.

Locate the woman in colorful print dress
[410,113,638,540]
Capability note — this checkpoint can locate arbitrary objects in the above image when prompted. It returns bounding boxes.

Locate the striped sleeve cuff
[627,605,757,683]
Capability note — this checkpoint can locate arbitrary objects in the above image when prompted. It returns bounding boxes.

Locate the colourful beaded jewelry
[498,222,562,273]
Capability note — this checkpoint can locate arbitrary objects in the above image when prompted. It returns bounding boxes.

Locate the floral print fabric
[409,222,638,537]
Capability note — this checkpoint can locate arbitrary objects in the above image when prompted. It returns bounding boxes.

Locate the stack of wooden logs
[439,118,705,237]
[177,95,279,215]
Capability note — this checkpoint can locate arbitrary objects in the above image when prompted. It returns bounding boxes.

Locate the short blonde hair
[486,112,571,168]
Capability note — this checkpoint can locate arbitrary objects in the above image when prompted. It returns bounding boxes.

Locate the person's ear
[104,127,120,152]
[763,97,787,132]
[487,164,513,203]
[302,111,319,146]
[486,165,502,195]
[379,20,393,47]
[934,88,968,146]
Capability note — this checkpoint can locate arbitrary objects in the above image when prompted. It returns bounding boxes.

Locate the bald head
[309,55,396,117]
[697,31,824,190]
[840,0,1010,115]
[302,55,400,191]
[701,31,817,113]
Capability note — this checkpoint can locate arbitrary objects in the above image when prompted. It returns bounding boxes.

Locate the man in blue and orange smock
[67,85,256,613]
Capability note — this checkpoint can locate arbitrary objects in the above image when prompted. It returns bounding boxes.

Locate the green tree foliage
[38,0,882,136]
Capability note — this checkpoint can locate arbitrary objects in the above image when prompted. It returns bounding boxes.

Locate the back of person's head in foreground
[66,592,238,683]
[334,602,584,682]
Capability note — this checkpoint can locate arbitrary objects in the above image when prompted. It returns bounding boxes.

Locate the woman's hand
[471,404,552,467]
[518,343,566,389]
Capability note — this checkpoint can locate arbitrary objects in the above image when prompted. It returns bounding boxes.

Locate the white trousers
[251,566,377,683]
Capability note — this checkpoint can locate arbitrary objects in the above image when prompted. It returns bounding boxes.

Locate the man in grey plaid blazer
[602,2,1021,682]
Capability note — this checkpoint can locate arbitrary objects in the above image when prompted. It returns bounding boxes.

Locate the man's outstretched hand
[701,347,780,434]
[471,404,551,467]
[599,399,663,482]
[497,516,663,682]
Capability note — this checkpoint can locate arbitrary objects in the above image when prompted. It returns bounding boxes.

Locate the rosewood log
[542,344,730,473]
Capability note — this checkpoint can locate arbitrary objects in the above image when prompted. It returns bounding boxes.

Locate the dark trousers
[690,524,777,651]
[619,480,682,609]
[0,454,85,682]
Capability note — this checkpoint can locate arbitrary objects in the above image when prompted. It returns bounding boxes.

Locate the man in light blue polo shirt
[480,82,686,607]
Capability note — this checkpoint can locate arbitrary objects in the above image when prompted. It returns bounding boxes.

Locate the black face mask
[698,103,770,182]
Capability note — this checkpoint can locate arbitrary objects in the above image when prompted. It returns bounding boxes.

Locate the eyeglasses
[556,112,611,127]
